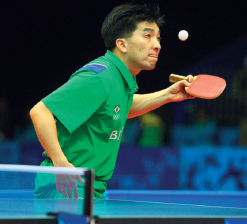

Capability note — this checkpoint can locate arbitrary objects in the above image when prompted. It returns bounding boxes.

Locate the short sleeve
[42,71,106,133]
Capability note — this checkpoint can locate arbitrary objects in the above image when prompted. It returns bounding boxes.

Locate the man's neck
[111,49,141,76]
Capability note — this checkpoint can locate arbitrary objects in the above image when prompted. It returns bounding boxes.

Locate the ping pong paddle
[169,74,226,99]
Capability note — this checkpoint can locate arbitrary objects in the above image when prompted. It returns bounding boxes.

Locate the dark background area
[1,0,247,138]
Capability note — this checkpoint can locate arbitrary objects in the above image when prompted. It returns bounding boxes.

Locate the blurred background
[0,0,247,191]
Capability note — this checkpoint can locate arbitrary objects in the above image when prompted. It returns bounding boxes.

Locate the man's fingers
[56,174,83,199]
[57,186,67,197]
[77,176,85,183]
[72,184,79,199]
[66,184,73,199]
[187,75,194,83]
[177,80,190,88]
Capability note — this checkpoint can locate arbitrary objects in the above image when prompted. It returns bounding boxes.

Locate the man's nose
[154,39,161,50]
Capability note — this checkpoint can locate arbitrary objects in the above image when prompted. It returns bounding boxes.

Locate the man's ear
[116,38,128,53]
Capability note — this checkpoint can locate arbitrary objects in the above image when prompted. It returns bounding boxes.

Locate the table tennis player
[30,2,194,199]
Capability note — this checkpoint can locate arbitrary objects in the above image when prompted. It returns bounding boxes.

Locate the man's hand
[30,102,85,199]
[54,160,85,199]
[167,75,195,102]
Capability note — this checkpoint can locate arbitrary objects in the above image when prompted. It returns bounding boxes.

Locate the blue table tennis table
[0,190,247,224]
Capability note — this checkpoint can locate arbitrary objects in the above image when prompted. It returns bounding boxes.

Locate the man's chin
[143,63,156,70]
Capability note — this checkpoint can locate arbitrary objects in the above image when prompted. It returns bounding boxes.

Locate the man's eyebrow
[142,28,161,34]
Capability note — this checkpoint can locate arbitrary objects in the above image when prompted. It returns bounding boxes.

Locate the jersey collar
[105,50,138,92]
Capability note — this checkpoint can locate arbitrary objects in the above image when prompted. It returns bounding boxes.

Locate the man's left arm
[128,75,194,118]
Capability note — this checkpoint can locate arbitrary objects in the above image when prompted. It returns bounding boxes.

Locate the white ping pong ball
[178,30,188,41]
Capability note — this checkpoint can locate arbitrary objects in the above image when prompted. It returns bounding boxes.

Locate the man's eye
[145,34,151,38]
[157,37,161,41]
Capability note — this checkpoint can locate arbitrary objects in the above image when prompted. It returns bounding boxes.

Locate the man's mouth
[149,54,158,58]
[149,54,158,59]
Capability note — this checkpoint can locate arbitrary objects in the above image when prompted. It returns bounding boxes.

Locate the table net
[0,164,94,223]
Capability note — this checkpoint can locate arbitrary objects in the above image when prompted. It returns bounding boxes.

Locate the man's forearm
[30,102,68,166]
[128,77,195,119]
[128,89,170,118]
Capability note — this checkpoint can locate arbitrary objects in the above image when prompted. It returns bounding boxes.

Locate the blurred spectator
[15,108,38,143]
[138,112,165,148]
[121,117,141,146]
[231,54,247,117]
[239,117,247,147]
[171,106,217,146]
[0,97,11,140]
[192,107,217,145]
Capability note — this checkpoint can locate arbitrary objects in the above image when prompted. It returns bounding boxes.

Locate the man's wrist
[160,88,172,104]
[52,155,69,167]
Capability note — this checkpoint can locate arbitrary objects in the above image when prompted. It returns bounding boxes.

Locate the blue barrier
[0,189,35,198]
[1,140,247,191]
[107,145,179,190]
[180,146,247,191]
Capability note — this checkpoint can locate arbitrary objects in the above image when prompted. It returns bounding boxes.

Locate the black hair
[101,2,164,51]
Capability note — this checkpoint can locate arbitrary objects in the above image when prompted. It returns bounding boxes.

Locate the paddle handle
[169,74,188,83]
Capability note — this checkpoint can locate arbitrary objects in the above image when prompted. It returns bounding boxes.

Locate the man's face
[125,21,161,72]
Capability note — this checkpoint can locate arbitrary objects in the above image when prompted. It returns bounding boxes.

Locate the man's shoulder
[69,56,118,91]
[74,56,116,76]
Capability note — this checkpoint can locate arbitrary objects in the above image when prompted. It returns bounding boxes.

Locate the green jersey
[34,51,138,199]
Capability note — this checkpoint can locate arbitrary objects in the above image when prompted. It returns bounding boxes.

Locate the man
[30,3,194,199]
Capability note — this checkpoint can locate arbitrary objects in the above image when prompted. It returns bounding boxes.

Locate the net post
[83,168,94,220]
